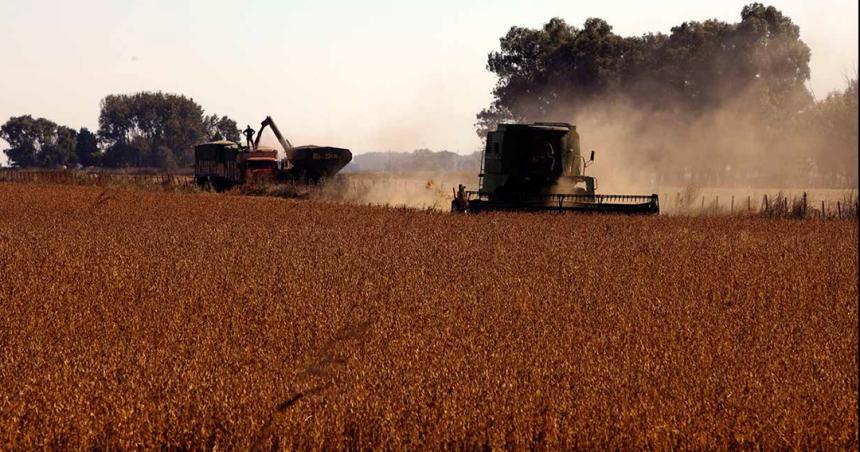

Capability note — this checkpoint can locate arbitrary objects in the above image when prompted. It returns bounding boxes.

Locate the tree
[479,17,633,133]
[75,127,101,167]
[477,3,813,136]
[103,142,141,168]
[38,125,78,168]
[651,4,811,114]
[98,92,207,168]
[804,78,859,185]
[0,115,77,168]
[1,115,41,167]
[97,92,241,168]
[203,114,240,142]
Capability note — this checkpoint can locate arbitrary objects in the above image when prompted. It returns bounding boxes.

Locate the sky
[0,0,857,164]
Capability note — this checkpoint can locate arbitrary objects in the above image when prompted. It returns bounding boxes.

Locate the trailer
[193,141,278,190]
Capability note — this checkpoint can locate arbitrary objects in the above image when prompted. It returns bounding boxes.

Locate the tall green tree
[38,125,78,168]
[477,3,812,134]
[203,114,240,142]
[1,115,78,168]
[97,92,241,168]
[75,127,101,167]
[804,78,859,185]
[98,92,206,168]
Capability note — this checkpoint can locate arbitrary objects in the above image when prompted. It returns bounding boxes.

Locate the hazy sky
[1,0,857,163]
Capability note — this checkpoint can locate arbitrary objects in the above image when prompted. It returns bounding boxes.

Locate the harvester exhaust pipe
[585,150,595,169]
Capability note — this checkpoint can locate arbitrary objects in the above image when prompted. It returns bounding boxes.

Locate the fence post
[821,200,826,219]
[837,201,842,219]
[802,192,807,218]
[763,194,769,213]
[731,195,734,214]
[701,196,705,210]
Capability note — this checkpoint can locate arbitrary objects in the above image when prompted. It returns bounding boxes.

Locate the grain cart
[255,116,352,183]
[452,122,658,214]
[194,116,352,190]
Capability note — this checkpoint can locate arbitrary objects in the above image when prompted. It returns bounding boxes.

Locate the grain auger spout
[256,116,295,160]
[451,122,659,214]
[255,116,352,183]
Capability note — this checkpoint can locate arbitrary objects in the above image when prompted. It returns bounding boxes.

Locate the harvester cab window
[570,179,590,195]
[527,133,562,176]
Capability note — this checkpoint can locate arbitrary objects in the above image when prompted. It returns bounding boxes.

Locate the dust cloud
[316,82,857,211]
[312,172,477,210]
[545,84,858,195]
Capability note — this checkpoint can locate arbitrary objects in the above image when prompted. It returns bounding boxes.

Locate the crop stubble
[0,183,857,449]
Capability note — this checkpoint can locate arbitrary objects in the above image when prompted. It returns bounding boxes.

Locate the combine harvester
[452,122,659,214]
[193,116,351,190]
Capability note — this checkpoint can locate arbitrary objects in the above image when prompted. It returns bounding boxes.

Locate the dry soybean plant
[0,183,857,449]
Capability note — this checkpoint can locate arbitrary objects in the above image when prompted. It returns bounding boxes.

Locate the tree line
[479,3,858,187]
[1,92,240,169]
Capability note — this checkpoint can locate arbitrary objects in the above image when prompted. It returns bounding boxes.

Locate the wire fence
[2,169,857,219]
[0,169,195,188]
[658,190,859,219]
